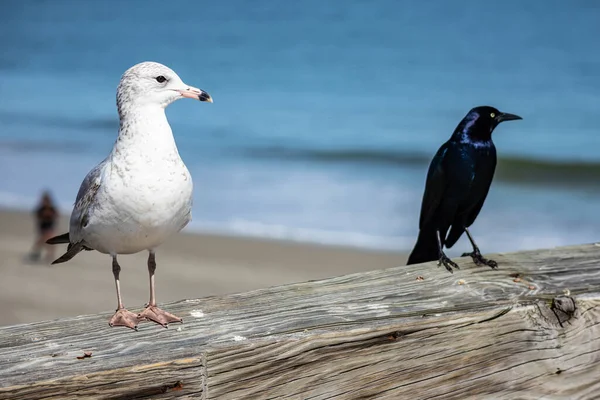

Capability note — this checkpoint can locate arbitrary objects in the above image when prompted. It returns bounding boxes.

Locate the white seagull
[47,61,213,330]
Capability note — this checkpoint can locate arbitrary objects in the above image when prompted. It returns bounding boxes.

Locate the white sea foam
[1,148,598,254]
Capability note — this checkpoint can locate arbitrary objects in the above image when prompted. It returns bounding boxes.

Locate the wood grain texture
[1,243,600,399]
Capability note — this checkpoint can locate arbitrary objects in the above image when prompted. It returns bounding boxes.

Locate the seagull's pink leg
[108,256,140,330]
[137,252,183,327]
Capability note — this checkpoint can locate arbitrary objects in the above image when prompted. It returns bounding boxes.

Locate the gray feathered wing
[47,159,107,264]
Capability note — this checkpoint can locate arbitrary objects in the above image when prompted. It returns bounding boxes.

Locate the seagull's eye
[155,76,167,83]
[490,112,496,118]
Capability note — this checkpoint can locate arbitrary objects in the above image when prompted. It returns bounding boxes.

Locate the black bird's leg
[436,230,459,273]
[461,228,498,269]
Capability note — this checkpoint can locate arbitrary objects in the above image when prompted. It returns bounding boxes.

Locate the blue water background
[1,0,599,254]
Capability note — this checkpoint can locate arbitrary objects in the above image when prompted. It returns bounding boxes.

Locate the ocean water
[1,0,599,254]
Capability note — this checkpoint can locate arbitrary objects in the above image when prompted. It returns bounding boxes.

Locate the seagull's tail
[51,242,85,264]
[46,232,70,245]
[48,234,94,264]
[406,227,439,265]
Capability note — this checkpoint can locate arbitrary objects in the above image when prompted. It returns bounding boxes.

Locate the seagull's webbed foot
[109,308,140,330]
[461,249,498,269]
[438,254,460,273]
[138,305,183,328]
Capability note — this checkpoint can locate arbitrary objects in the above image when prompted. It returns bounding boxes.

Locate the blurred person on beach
[29,190,59,263]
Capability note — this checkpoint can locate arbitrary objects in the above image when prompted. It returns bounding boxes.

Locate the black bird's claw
[462,250,498,269]
[438,255,460,273]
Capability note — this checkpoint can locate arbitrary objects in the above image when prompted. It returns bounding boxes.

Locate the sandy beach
[0,208,407,327]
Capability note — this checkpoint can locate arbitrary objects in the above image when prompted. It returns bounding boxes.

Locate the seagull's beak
[178,85,213,103]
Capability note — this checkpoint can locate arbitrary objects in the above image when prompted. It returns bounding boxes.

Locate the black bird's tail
[407,227,439,265]
[46,232,70,245]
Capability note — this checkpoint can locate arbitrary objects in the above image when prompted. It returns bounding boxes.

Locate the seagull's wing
[69,157,108,244]
[49,158,108,264]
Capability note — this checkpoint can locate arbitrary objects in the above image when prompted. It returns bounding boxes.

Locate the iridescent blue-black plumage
[407,106,522,271]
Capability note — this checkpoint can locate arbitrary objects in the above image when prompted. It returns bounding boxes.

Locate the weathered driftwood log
[1,243,600,399]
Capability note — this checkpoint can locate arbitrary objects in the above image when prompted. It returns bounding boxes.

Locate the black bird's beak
[496,112,522,123]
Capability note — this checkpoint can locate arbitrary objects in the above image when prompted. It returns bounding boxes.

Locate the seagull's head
[116,61,212,114]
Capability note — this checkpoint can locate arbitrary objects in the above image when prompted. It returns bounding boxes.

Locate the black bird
[407,106,522,272]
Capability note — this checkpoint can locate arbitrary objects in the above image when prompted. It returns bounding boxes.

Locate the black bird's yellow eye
[156,76,167,83]
[490,112,496,118]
